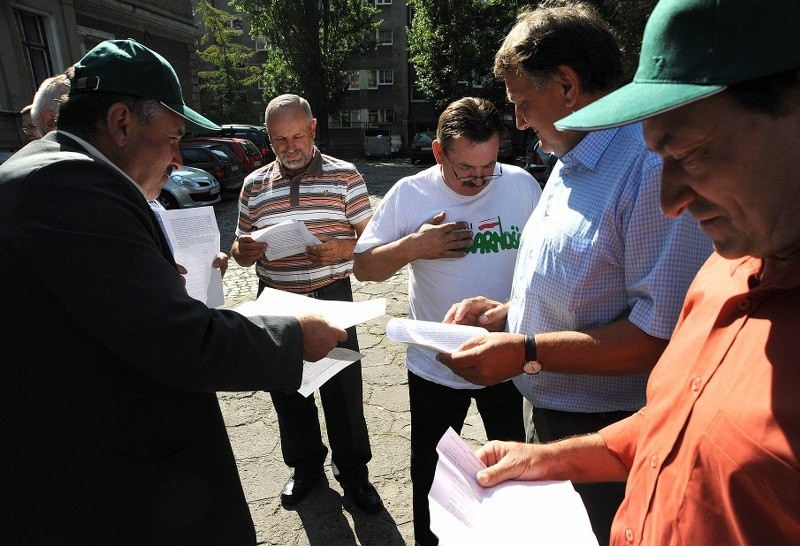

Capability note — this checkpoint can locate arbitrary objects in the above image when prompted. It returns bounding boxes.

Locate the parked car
[180,142,244,190]
[157,166,221,209]
[183,136,264,173]
[524,140,558,187]
[219,124,273,161]
[409,131,436,164]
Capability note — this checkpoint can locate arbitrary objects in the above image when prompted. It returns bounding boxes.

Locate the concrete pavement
[215,159,489,545]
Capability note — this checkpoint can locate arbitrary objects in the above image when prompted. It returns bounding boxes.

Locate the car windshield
[241,141,260,156]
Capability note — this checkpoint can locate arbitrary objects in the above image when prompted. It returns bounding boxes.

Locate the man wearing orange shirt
[465,0,800,544]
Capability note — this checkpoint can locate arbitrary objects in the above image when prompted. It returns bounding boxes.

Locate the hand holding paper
[251,220,322,261]
[386,318,487,354]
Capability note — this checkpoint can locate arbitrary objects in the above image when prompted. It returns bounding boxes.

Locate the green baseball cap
[556,0,800,131]
[71,39,220,132]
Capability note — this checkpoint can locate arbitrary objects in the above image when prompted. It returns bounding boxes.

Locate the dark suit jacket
[0,132,303,543]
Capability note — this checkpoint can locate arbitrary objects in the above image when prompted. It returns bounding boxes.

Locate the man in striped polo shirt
[231,94,382,514]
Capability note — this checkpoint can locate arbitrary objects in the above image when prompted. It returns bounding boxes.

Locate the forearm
[353,237,416,281]
[534,318,667,375]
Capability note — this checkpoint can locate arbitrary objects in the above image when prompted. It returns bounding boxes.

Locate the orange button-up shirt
[600,253,800,545]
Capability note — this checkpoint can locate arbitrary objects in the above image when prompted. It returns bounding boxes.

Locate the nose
[171,142,184,171]
[659,158,696,218]
[514,107,528,131]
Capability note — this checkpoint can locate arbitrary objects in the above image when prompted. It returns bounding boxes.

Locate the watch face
[523,360,542,374]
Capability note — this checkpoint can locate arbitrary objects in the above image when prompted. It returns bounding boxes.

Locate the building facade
[1,0,201,153]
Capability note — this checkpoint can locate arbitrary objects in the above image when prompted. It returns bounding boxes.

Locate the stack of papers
[250,220,322,261]
[386,318,487,353]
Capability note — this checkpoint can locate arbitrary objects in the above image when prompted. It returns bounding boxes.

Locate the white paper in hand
[250,220,322,261]
[386,318,487,354]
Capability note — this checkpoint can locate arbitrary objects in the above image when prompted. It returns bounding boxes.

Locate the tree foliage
[407,0,528,112]
[231,0,380,140]
[408,0,658,113]
[196,0,261,123]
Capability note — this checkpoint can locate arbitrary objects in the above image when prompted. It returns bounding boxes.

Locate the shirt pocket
[675,411,800,545]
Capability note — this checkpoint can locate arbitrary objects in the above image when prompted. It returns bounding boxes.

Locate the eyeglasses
[22,124,38,135]
[443,151,503,185]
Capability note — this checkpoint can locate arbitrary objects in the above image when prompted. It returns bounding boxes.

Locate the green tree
[231,0,380,142]
[407,0,527,112]
[408,0,658,114]
[196,0,261,124]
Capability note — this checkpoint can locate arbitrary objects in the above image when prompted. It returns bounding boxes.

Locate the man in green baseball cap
[465,0,800,544]
[0,39,348,542]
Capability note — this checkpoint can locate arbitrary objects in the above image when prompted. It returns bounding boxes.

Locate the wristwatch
[522,335,542,374]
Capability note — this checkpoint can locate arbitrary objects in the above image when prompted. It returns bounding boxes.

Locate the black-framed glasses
[443,151,503,185]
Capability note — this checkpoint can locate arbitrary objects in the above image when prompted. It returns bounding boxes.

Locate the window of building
[368,109,394,125]
[77,26,115,57]
[229,17,243,31]
[14,9,54,93]
[368,69,394,88]
[375,0,392,5]
[376,29,393,46]
[254,37,268,52]
[348,70,360,90]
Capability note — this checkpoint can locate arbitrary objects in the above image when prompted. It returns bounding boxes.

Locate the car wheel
[157,191,178,210]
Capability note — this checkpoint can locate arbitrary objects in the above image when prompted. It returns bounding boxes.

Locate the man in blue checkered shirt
[438,4,712,544]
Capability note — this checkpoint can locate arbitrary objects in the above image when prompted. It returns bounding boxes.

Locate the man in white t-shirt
[353,97,541,546]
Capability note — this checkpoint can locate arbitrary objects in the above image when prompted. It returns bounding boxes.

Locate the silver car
[157,166,222,209]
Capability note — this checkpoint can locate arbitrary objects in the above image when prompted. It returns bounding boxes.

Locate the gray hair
[31,74,70,132]
[264,94,313,126]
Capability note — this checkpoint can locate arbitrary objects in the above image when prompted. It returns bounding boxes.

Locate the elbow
[352,259,387,282]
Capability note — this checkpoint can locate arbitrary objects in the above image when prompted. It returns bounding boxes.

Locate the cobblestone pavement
[214,159,489,545]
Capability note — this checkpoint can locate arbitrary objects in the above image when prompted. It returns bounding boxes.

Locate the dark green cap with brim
[556,0,800,131]
[71,39,220,132]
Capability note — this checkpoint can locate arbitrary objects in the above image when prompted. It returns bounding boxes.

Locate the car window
[181,148,208,162]
[210,145,238,162]
[241,141,260,156]
[414,132,434,145]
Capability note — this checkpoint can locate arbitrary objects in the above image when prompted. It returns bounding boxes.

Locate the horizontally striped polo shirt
[235,149,373,293]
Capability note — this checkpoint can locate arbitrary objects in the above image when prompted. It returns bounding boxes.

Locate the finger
[176,263,187,275]
[480,305,505,325]
[426,211,446,225]
[442,304,458,324]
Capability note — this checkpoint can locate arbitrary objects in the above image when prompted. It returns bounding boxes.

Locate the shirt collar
[271,146,322,182]
[56,130,146,198]
[559,127,619,171]
[729,255,800,291]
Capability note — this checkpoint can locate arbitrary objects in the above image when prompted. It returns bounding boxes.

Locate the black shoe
[344,481,384,514]
[280,473,325,506]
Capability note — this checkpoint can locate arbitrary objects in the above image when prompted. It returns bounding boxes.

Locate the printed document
[250,220,322,261]
[386,318,487,353]
[429,428,598,545]
[298,347,363,397]
[235,286,385,330]
[154,206,224,307]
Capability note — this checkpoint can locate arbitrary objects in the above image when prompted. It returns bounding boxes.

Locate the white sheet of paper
[386,318,487,354]
[235,286,385,330]
[155,206,225,307]
[298,347,363,397]
[429,428,598,545]
[250,220,322,261]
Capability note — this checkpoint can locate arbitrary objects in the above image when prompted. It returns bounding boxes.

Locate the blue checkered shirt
[509,124,712,413]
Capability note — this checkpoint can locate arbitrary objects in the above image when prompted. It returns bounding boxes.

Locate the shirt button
[625,528,634,543]
[737,299,750,311]
[649,454,658,468]
[691,376,702,391]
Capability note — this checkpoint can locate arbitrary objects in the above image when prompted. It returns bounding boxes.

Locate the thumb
[479,306,504,324]
[427,211,446,225]
[476,462,510,488]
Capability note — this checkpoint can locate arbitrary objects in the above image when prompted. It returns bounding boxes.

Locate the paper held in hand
[429,427,598,545]
[233,287,386,396]
[250,219,322,261]
[386,318,487,354]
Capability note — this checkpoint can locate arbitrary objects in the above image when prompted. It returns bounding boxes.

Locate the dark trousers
[259,278,372,486]
[530,405,633,546]
[409,371,525,546]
